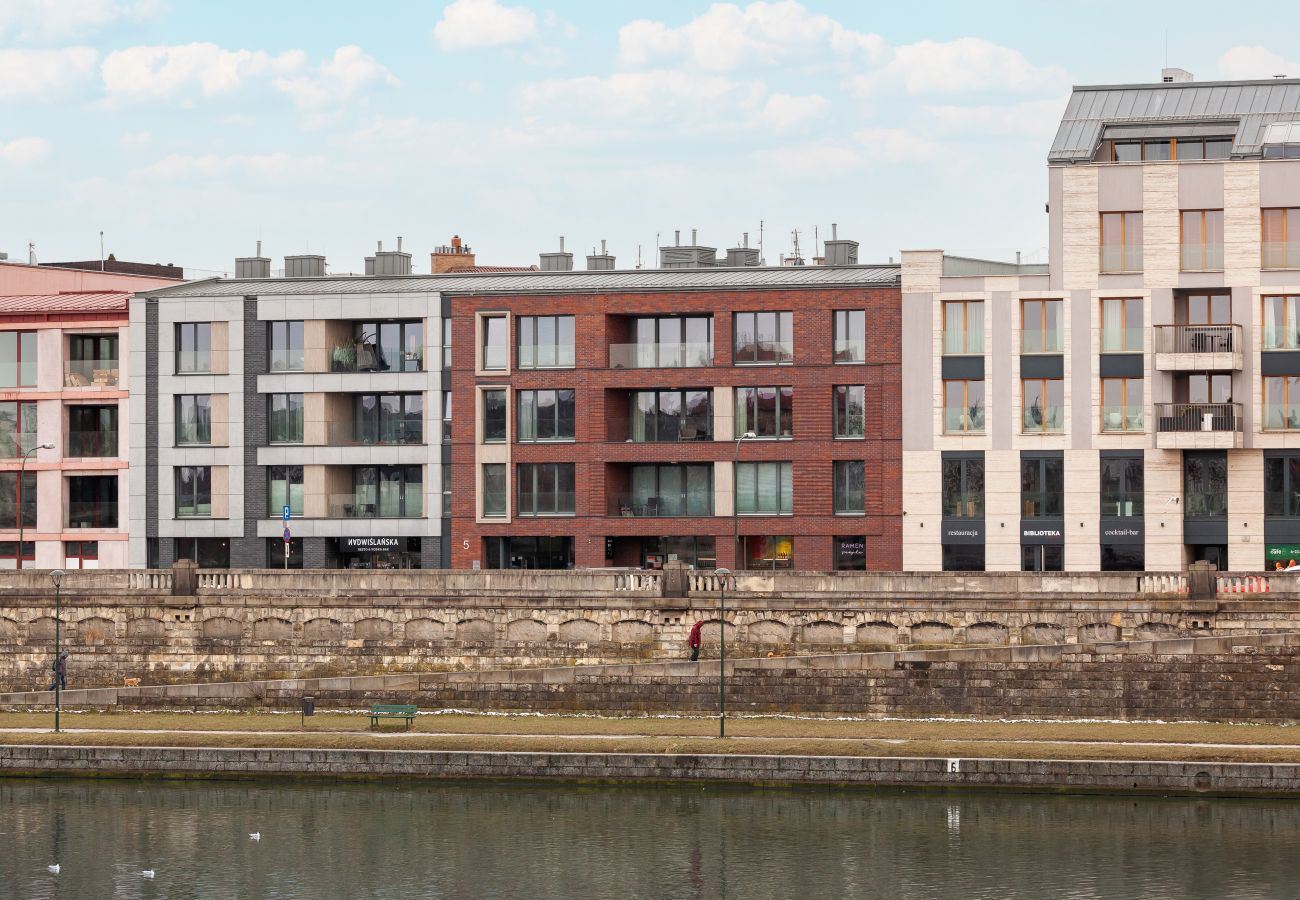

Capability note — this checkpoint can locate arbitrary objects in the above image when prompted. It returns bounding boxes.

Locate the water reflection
[3,779,1300,899]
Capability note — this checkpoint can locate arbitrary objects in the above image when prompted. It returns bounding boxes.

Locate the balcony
[1153,325,1242,372]
[609,342,712,369]
[609,494,714,517]
[64,359,120,388]
[327,492,423,519]
[1154,402,1243,449]
[67,502,119,529]
[327,421,424,446]
[66,429,119,458]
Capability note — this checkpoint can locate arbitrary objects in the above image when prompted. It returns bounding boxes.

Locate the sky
[3,0,1300,277]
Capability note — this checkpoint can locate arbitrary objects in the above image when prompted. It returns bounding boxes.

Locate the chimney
[725,232,760,267]
[368,237,412,276]
[659,228,718,268]
[284,254,326,278]
[431,234,475,273]
[1161,67,1193,83]
[822,223,859,266]
[540,236,574,272]
[235,240,271,278]
[586,239,616,271]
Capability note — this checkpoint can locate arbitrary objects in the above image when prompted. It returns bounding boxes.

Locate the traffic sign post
[283,506,292,522]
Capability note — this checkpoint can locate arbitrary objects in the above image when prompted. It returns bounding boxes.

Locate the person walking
[688,620,703,662]
[50,650,68,691]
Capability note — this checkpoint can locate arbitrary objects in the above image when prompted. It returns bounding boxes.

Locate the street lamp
[49,569,65,733]
[714,567,730,739]
[18,443,54,570]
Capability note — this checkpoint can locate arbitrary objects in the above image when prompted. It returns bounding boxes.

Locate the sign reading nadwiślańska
[341,537,401,552]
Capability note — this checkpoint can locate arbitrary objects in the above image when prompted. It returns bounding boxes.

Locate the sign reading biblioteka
[341,537,401,552]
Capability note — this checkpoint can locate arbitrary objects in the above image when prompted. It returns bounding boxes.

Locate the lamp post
[714,567,730,739]
[49,569,65,733]
[18,442,54,570]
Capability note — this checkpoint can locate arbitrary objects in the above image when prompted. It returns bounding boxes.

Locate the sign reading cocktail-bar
[341,537,401,552]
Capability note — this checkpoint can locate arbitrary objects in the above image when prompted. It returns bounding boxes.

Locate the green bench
[368,703,418,731]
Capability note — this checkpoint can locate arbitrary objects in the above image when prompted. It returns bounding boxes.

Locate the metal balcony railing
[1154,402,1243,433]
[1153,324,1240,355]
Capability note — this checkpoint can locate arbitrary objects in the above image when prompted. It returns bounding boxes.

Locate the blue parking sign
[283,505,291,521]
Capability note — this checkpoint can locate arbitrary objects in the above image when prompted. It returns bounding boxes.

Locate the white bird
[249,832,261,841]
[48,864,60,874]
[141,870,155,879]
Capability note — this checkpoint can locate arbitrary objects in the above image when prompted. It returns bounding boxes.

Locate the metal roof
[138,264,900,299]
[0,291,131,314]
[1049,78,1300,163]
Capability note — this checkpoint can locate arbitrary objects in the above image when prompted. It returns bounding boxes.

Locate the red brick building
[447,257,901,571]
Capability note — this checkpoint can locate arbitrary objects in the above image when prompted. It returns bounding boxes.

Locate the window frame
[1099,211,1143,273]
[941,456,984,520]
[0,471,37,529]
[833,385,866,439]
[1262,295,1300,350]
[1100,297,1144,353]
[67,404,119,458]
[1099,455,1144,518]
[735,461,793,516]
[0,399,39,458]
[481,463,507,517]
[174,322,212,374]
[267,320,305,372]
[942,379,985,434]
[1020,299,1063,354]
[628,389,713,442]
[517,388,576,442]
[941,300,983,355]
[175,394,213,446]
[516,315,576,369]
[626,463,714,517]
[481,315,508,371]
[732,311,792,365]
[267,393,304,445]
[266,465,304,517]
[734,385,794,439]
[1179,209,1225,272]
[175,465,213,518]
[832,459,865,515]
[0,331,38,388]
[832,309,866,363]
[1020,455,1064,519]
[1263,375,1300,431]
[833,536,866,571]
[1263,208,1300,270]
[1020,378,1065,434]
[516,462,577,516]
[1100,377,1144,433]
[482,389,508,443]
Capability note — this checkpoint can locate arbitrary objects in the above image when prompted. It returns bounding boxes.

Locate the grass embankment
[1,711,1299,763]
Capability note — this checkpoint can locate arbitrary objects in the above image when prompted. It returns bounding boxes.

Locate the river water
[3,778,1300,899]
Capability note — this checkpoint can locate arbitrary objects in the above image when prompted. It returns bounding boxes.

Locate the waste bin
[301,696,315,717]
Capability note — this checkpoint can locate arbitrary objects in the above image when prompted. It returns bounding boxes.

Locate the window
[942,545,984,572]
[1263,296,1300,350]
[484,536,573,570]
[1178,292,1231,325]
[1264,376,1300,431]
[67,405,118,457]
[1184,453,1227,518]
[1101,456,1144,517]
[176,466,212,517]
[833,386,865,438]
[942,456,984,519]
[1100,212,1142,273]
[943,380,985,433]
[268,393,303,444]
[1265,455,1300,518]
[1021,379,1064,433]
[268,320,305,372]
[833,460,865,515]
[482,389,507,442]
[482,464,507,517]
[442,465,451,514]
[1022,545,1063,572]
[833,310,866,363]
[1184,373,1232,404]
[0,331,37,387]
[352,321,423,372]
[735,386,793,438]
[1101,378,1143,432]
[625,464,713,517]
[66,475,118,528]
[267,538,302,569]
[0,472,37,528]
[481,316,508,370]
[733,311,792,364]
[442,390,452,443]
[441,317,452,368]
[628,390,712,441]
[518,315,575,368]
[267,465,303,517]
[0,400,38,457]
[1100,297,1143,352]
[1021,456,1063,518]
[1021,299,1063,353]
[517,462,576,516]
[174,538,229,568]
[352,466,423,518]
[0,541,35,569]
[620,316,713,368]
[834,537,866,571]
[64,541,98,570]
[740,535,793,570]
[1263,208,1300,269]
[1180,210,1224,271]
[736,461,793,515]
[518,389,576,442]
[1097,137,1230,162]
[942,301,983,355]
[352,394,422,444]
[67,334,118,386]
[175,395,212,446]
[1101,544,1144,572]
[175,322,212,373]
[1262,123,1300,159]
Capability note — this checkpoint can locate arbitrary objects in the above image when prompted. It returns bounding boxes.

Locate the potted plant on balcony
[332,342,356,372]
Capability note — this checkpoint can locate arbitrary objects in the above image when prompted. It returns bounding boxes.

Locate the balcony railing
[66,430,119,458]
[1153,324,1240,355]
[609,342,713,369]
[608,417,713,442]
[610,494,713,517]
[64,359,120,387]
[0,431,40,458]
[327,492,423,518]
[67,502,119,529]
[327,421,424,446]
[1154,402,1243,434]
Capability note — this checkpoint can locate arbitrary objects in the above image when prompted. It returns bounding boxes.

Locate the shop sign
[1265,544,1300,563]
[1100,519,1144,544]
[1021,519,1064,545]
[941,521,984,544]
[341,537,401,552]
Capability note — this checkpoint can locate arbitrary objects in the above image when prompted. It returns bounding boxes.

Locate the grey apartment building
[903,70,1300,572]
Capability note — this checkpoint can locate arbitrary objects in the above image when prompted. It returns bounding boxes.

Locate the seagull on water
[48,864,60,874]
[249,832,261,841]
[141,870,155,879]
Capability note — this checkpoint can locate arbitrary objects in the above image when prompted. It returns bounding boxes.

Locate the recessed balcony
[1153,325,1242,372]
[1154,402,1243,449]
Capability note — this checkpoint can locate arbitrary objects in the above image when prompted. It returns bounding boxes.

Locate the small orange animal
[123,677,141,687]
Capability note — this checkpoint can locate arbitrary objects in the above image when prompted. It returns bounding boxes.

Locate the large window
[65,540,98,570]
[1263,296,1300,350]
[736,461,793,515]
[1101,297,1143,352]
[1180,210,1224,271]
[834,537,866,571]
[625,464,713,517]
[833,386,865,438]
[175,466,212,517]
[442,390,452,443]
[740,535,793,570]
[1178,292,1231,326]
[0,472,36,528]
[353,394,422,444]
[1265,455,1300,518]
[833,310,866,363]
[481,316,508,370]
[1263,208,1300,269]
[482,464,507,517]
[1021,456,1063,518]
[175,322,212,373]
[267,465,303,517]
[1097,137,1230,161]
[1101,456,1144,517]
[175,395,212,446]
[1184,453,1227,518]
[353,321,423,373]
[1101,544,1144,571]
[0,400,38,457]
[735,386,793,438]
[1100,212,1143,273]
[268,393,303,444]
[0,331,37,387]
[1101,378,1143,432]
[942,301,983,355]
[174,538,229,568]
[482,389,507,442]
[66,334,117,386]
[518,389,575,442]
[67,475,118,528]
[1021,299,1063,353]
[517,463,576,516]
[733,311,792,364]
[628,390,711,441]
[67,405,118,457]
[268,320,305,372]
[942,456,984,519]
[353,466,423,518]
[833,460,865,515]
[1264,376,1300,431]
[517,315,575,369]
[1021,378,1064,433]
[1022,545,1063,572]
[943,380,985,433]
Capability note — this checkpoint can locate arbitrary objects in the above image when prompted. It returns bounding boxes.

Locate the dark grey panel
[941,520,984,544]
[1099,353,1144,378]
[941,356,984,380]
[1183,518,1228,543]
[1265,519,1300,543]
[1100,517,1144,544]
[941,450,985,461]
[145,300,158,541]
[440,518,451,568]
[1262,351,1300,376]
[1021,518,1064,544]
[1021,449,1064,460]
[1020,354,1063,379]
[235,298,268,569]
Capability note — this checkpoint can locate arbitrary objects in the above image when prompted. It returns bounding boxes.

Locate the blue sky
[3,0,1300,275]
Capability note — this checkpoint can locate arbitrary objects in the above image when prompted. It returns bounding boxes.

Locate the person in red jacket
[688,620,704,661]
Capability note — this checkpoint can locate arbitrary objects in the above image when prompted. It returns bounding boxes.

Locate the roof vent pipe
[831,223,838,240]
[743,232,749,248]
[397,236,403,252]
[377,240,383,252]
[256,240,262,256]
[691,228,697,245]
[675,230,680,247]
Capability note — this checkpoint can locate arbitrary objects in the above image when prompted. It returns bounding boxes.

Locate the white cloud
[618,1,882,71]
[433,0,537,51]
[0,47,98,100]
[924,95,1069,138]
[102,42,302,100]
[753,141,862,175]
[756,92,829,132]
[136,152,328,179]
[1218,46,1300,80]
[119,130,152,148]
[0,0,165,42]
[521,69,766,122]
[274,45,398,109]
[851,37,1066,95]
[853,127,944,163]
[0,137,53,166]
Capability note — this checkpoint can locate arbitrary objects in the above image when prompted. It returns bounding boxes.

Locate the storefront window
[740,535,793,570]
[834,537,866,570]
